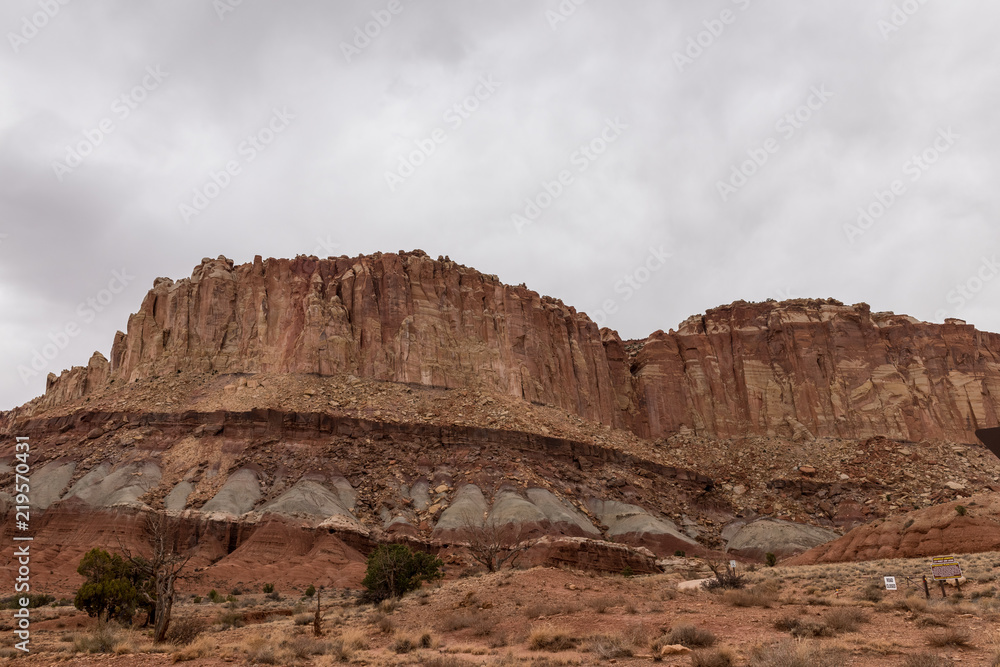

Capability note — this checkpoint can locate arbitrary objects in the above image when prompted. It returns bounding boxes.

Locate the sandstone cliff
[39,251,1000,444]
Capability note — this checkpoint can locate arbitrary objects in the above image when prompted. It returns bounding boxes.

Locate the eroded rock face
[787,493,1000,565]
[629,303,1000,442]
[724,519,839,561]
[42,254,1000,444]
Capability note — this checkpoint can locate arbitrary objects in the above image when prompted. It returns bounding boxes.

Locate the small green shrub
[361,544,443,603]
[262,583,275,594]
[305,584,316,598]
[765,553,777,567]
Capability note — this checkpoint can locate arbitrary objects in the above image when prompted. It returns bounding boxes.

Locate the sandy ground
[3,552,1000,666]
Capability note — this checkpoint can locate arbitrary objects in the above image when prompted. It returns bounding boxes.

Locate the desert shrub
[748,640,843,667]
[323,638,354,663]
[668,624,716,648]
[470,616,493,637]
[294,613,313,626]
[243,636,278,665]
[586,633,633,659]
[217,610,244,629]
[0,593,55,609]
[528,626,579,651]
[905,595,929,613]
[916,615,949,628]
[377,598,399,613]
[703,567,748,591]
[926,628,972,647]
[765,553,777,567]
[208,589,222,604]
[170,634,215,662]
[305,584,316,598]
[339,628,368,650]
[262,583,275,594]
[692,647,736,667]
[524,603,558,619]
[823,607,868,632]
[361,544,443,603]
[192,595,202,604]
[674,550,686,557]
[859,583,884,603]
[442,611,477,631]
[73,623,129,654]
[956,505,967,516]
[393,636,415,654]
[588,596,616,613]
[266,591,281,601]
[372,611,394,633]
[163,615,204,645]
[722,584,777,608]
[904,654,953,667]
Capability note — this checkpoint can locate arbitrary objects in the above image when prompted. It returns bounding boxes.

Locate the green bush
[765,553,777,567]
[674,550,686,557]
[73,548,152,624]
[304,584,316,598]
[262,583,275,594]
[361,544,443,603]
[956,505,967,516]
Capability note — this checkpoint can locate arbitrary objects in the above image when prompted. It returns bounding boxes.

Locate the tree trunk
[153,572,175,643]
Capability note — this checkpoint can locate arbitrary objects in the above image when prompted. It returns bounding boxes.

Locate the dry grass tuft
[691,647,737,667]
[748,640,845,667]
[667,624,717,648]
[528,625,580,652]
[723,584,778,608]
[926,628,973,648]
[823,607,869,633]
[586,633,633,659]
[170,635,215,663]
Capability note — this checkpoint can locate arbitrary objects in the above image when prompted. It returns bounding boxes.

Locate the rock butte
[41,251,1000,444]
[3,250,1000,594]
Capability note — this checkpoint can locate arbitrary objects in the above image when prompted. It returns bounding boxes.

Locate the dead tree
[460,511,531,572]
[313,586,324,637]
[120,513,191,643]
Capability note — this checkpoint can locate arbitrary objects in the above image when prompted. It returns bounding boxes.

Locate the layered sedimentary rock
[40,252,1000,444]
[787,493,1000,564]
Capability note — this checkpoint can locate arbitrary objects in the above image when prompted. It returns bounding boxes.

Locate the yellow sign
[931,556,962,580]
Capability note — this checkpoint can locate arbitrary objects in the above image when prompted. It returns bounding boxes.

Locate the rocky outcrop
[38,254,1000,444]
[787,493,1000,565]
[629,303,1000,442]
[723,519,839,561]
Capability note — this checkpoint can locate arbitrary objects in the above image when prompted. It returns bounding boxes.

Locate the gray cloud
[2,0,998,409]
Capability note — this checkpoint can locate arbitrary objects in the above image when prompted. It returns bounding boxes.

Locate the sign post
[931,556,963,597]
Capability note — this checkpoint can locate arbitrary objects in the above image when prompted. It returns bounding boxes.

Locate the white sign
[729,560,737,570]
[884,576,897,590]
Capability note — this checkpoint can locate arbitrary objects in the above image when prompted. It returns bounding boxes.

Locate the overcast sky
[1,1,997,410]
